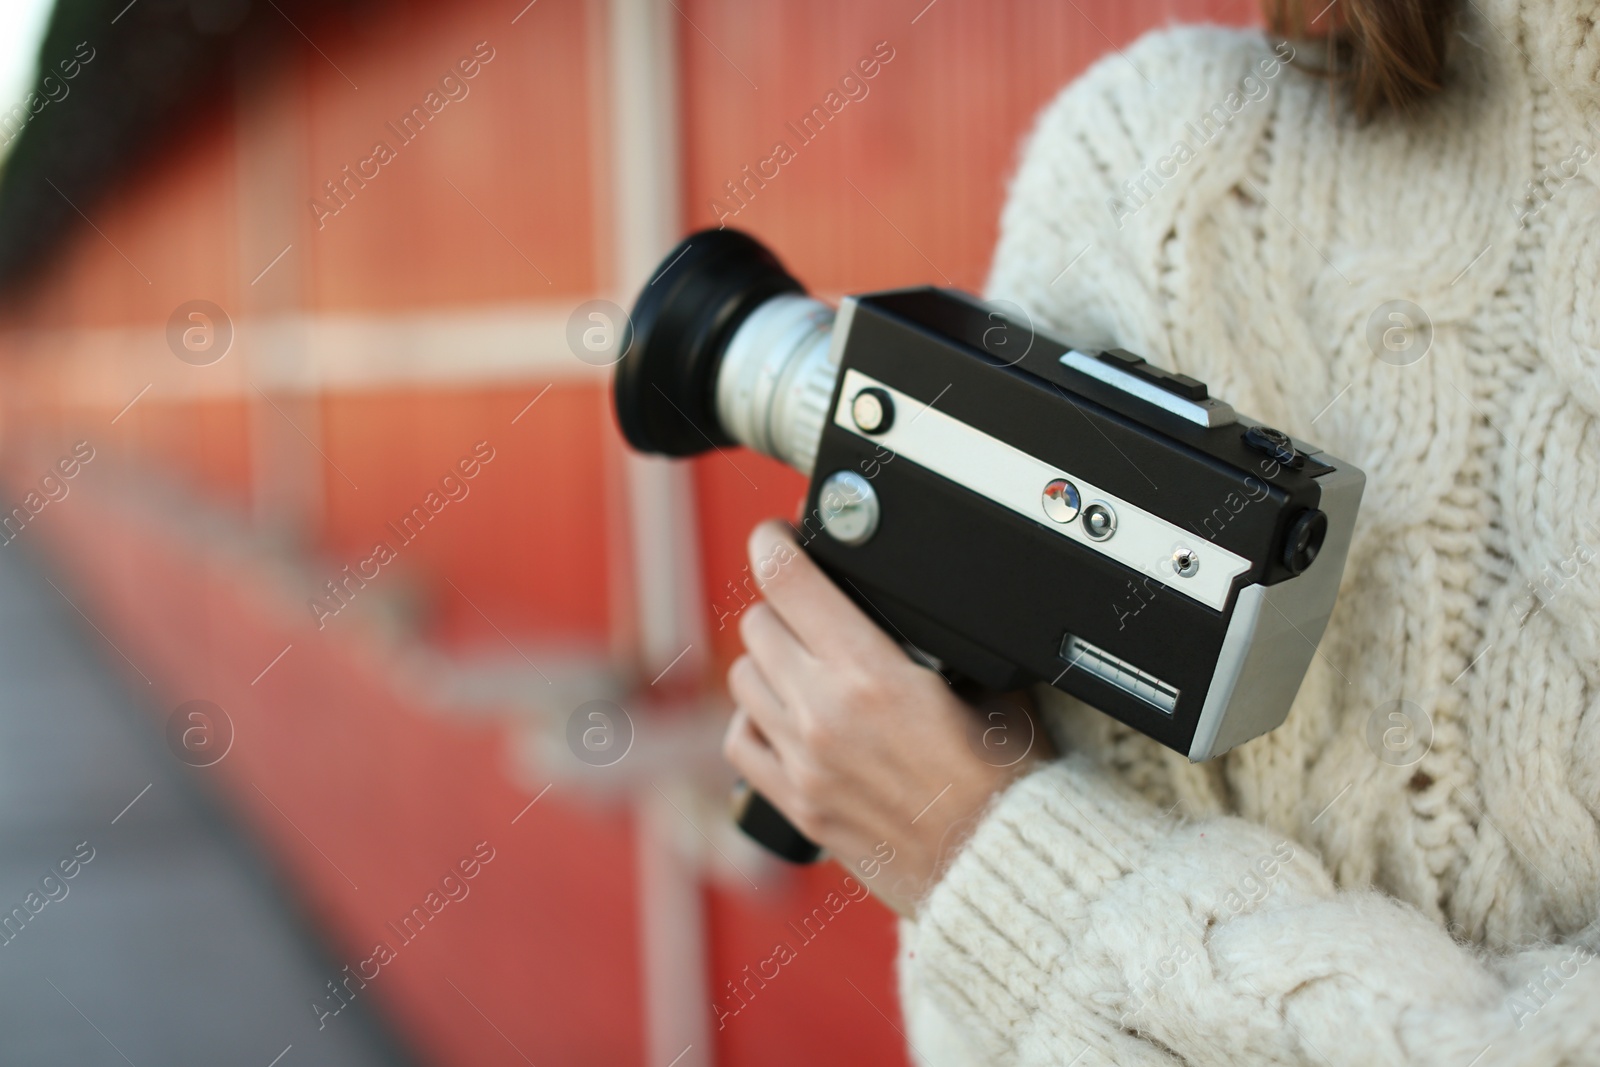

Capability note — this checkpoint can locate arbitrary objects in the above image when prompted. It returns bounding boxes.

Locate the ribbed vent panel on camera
[716,295,839,476]
[776,328,842,476]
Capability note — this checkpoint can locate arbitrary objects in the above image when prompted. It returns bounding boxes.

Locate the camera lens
[614,229,805,457]
[714,293,837,474]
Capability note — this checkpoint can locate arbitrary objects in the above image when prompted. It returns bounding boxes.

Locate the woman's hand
[722,520,1047,916]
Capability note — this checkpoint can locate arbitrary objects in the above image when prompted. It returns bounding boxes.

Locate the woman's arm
[903,754,1600,1067]
[725,523,1600,1067]
[722,521,1044,916]
[724,25,1600,1066]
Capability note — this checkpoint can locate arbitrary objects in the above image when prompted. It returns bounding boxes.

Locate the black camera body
[615,230,1363,859]
[798,287,1361,760]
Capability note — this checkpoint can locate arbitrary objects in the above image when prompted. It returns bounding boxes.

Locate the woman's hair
[1263,0,1457,117]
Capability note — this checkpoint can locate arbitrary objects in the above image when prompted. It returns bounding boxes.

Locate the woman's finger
[727,653,795,750]
[722,706,797,816]
[737,602,811,707]
[747,520,903,665]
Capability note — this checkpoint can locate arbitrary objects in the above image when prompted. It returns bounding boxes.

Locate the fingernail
[748,521,797,582]
[749,520,789,555]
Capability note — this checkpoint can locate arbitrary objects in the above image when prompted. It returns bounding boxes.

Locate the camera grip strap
[731,780,821,864]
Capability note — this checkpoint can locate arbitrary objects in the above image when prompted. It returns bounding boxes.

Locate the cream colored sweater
[898,4,1600,1064]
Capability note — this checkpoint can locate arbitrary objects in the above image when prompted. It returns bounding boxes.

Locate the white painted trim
[606,0,705,679]
[609,0,681,293]
[252,306,598,391]
[635,785,714,1067]
[607,2,715,1066]
[4,304,610,409]
[232,41,323,532]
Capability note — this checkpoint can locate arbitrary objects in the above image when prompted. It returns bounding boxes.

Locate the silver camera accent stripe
[1060,634,1179,714]
[831,369,1253,611]
[1060,350,1237,428]
[1186,459,1366,761]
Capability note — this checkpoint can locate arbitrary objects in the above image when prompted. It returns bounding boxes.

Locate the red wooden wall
[0,1,1255,1064]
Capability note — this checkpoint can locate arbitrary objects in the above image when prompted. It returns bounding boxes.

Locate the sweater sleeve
[900,756,1600,1067]
[900,28,1600,1067]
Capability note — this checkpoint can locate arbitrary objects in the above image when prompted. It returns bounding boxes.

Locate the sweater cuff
[901,754,1166,1056]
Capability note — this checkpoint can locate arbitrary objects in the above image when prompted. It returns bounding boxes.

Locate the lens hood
[613,229,803,456]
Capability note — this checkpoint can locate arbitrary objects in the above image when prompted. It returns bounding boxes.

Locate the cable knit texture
[898,3,1600,1064]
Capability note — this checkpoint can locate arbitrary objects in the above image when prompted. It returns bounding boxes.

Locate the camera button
[1041,479,1081,523]
[1082,502,1117,541]
[1283,509,1328,574]
[818,470,881,545]
[1242,424,1304,468]
[1099,348,1210,401]
[851,388,894,434]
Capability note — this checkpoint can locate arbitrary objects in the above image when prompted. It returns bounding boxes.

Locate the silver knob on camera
[818,470,880,545]
[1082,501,1117,541]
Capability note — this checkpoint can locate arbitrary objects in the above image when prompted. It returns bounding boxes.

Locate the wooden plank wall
[0,1,1256,1063]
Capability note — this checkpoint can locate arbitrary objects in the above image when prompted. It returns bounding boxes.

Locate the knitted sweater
[898,4,1600,1065]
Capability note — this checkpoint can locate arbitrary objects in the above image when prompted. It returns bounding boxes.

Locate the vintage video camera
[614,230,1363,863]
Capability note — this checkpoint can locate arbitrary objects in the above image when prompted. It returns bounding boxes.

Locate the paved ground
[0,544,416,1067]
